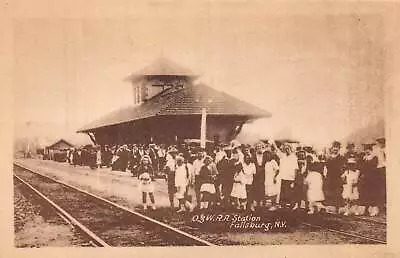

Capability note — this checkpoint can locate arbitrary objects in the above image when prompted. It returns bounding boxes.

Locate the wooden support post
[200,108,207,149]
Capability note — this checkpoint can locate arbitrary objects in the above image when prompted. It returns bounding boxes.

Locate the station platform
[14,158,173,210]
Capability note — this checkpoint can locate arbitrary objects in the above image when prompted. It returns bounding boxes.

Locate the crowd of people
[63,138,386,216]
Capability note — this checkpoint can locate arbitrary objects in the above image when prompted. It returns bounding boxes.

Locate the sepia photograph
[6,0,397,253]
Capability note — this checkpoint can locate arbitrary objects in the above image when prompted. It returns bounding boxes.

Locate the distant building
[77,57,271,145]
[44,139,74,161]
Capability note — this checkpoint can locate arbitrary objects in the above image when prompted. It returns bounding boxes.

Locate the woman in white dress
[270,141,298,209]
[242,155,256,210]
[175,155,189,212]
[264,152,280,210]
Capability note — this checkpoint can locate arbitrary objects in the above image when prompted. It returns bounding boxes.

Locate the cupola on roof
[125,56,198,81]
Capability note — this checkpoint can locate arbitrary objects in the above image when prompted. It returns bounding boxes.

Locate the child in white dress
[304,162,325,214]
[231,168,247,210]
[341,158,360,216]
[138,155,156,210]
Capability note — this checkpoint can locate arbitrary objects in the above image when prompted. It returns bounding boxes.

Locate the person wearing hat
[292,151,307,211]
[304,146,313,154]
[175,155,190,212]
[198,156,217,210]
[325,141,346,213]
[69,148,75,165]
[214,145,226,164]
[263,151,280,211]
[183,155,196,212]
[67,147,73,164]
[230,140,244,163]
[230,140,241,150]
[242,154,256,210]
[374,137,386,211]
[193,150,206,206]
[211,147,224,204]
[110,145,120,171]
[72,147,81,166]
[137,155,156,211]
[166,146,178,161]
[250,141,268,210]
[116,144,130,172]
[304,161,326,214]
[148,144,159,175]
[374,138,386,171]
[358,143,379,216]
[102,145,113,168]
[231,155,247,210]
[217,146,235,209]
[271,140,298,209]
[344,143,356,158]
[157,144,167,173]
[344,142,360,170]
[341,157,360,216]
[137,144,144,157]
[96,146,102,169]
[242,144,252,158]
[165,147,178,210]
[129,144,141,176]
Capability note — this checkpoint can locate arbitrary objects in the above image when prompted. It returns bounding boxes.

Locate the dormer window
[126,57,197,104]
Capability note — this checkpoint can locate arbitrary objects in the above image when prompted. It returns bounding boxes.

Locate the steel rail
[14,174,109,247]
[301,222,387,244]
[14,162,216,246]
[324,211,387,226]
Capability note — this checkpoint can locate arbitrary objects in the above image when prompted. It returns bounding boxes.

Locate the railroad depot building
[43,139,74,161]
[77,57,271,146]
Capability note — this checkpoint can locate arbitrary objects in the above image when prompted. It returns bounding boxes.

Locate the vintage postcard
[2,0,400,257]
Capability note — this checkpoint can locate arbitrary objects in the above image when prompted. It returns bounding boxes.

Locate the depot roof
[77,84,271,133]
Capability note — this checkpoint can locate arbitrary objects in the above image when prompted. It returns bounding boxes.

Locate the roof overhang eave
[76,112,271,133]
[76,114,160,134]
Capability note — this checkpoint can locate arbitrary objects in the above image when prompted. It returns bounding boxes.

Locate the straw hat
[230,140,241,149]
[168,146,178,153]
[175,155,184,163]
[376,138,385,145]
[347,157,357,164]
[362,143,375,150]
[141,155,152,162]
[223,145,233,151]
[204,155,213,163]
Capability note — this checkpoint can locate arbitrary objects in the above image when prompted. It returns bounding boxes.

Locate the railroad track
[14,177,99,247]
[14,175,108,247]
[13,163,215,247]
[324,211,387,226]
[301,213,387,244]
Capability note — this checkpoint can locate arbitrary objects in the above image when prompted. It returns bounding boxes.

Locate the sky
[12,1,386,147]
